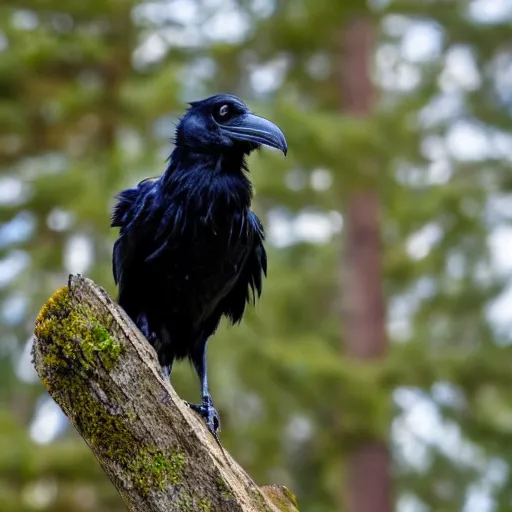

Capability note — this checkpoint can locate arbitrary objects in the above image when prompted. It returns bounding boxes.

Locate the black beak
[221,113,288,155]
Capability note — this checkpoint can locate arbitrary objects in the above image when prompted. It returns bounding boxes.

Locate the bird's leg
[185,340,221,437]
[161,361,173,382]
[136,313,173,387]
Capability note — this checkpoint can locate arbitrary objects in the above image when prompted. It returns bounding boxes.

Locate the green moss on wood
[35,285,122,373]
[261,485,299,512]
[34,286,188,498]
[34,283,264,510]
[175,494,194,510]
[249,488,275,512]
[216,476,235,501]
[198,498,213,511]
[282,487,298,509]
[130,449,186,491]
[173,493,213,512]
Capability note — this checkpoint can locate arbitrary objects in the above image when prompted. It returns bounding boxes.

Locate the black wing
[220,211,267,324]
[111,177,159,287]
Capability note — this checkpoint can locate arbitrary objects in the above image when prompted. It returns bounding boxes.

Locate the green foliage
[0,411,124,511]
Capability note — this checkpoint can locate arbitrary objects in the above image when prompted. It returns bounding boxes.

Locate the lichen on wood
[32,274,298,512]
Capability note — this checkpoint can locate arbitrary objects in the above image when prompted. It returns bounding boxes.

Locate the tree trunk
[340,17,392,512]
[32,274,298,512]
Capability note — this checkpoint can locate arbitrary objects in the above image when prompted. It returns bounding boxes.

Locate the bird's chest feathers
[195,200,247,241]
[186,201,251,258]
[149,173,252,263]
[170,170,251,237]
[153,194,252,315]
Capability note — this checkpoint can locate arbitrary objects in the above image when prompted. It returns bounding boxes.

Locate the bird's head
[175,94,287,157]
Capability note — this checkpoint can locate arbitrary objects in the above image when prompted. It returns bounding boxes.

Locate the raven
[111,94,287,437]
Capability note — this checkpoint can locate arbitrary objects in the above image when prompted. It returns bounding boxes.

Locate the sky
[2,0,512,510]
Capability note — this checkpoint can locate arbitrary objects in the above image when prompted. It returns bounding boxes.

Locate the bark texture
[32,274,298,512]
[340,16,392,512]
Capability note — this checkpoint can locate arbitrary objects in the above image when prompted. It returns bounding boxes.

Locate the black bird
[111,94,287,437]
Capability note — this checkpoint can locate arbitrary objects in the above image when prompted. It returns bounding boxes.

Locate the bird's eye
[214,104,233,122]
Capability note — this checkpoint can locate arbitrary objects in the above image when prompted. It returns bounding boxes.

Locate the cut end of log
[31,274,298,512]
[261,486,299,512]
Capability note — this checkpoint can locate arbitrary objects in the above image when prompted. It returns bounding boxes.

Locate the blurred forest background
[2,0,512,511]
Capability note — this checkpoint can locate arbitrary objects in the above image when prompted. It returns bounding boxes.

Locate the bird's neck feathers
[160,146,253,210]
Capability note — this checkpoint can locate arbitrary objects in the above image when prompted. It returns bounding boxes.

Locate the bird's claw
[185,399,221,435]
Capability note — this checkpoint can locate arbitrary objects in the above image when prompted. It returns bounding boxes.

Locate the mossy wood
[32,274,298,512]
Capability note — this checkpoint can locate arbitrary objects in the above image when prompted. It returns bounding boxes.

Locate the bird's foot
[185,397,221,435]
[185,397,230,463]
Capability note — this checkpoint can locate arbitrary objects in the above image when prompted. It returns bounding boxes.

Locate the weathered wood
[32,274,298,512]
